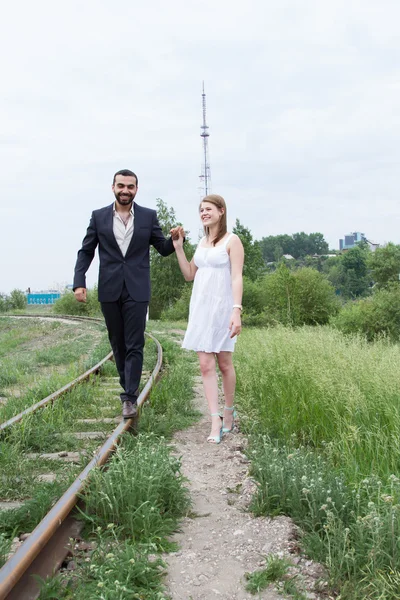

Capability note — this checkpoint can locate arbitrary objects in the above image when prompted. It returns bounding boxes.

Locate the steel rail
[0,314,109,432]
[4,314,103,323]
[0,332,162,600]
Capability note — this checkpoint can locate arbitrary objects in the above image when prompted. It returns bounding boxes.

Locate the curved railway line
[0,314,163,600]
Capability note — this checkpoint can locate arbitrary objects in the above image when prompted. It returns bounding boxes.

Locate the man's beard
[115,192,135,206]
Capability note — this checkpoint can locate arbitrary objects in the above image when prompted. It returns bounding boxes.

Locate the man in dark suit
[73,168,181,418]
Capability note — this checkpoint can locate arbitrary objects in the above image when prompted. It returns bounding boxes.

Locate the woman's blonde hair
[200,194,227,246]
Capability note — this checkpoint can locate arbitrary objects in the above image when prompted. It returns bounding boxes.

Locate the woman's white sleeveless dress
[181,234,236,353]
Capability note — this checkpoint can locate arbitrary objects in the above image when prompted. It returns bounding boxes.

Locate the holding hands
[170,225,185,248]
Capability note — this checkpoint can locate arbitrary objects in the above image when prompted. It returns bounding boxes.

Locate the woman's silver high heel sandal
[207,413,223,444]
[222,405,236,434]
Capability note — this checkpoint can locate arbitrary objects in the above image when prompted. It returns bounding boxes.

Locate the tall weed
[82,433,190,548]
[237,326,400,598]
[249,436,400,598]
[235,326,400,479]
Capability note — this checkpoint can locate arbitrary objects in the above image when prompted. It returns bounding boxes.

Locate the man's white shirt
[113,203,134,256]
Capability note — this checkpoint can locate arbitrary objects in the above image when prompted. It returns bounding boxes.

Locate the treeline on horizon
[259,231,330,262]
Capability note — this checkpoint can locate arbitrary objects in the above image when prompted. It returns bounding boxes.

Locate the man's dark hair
[113,169,138,186]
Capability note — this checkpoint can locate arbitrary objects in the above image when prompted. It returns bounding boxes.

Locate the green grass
[234,325,400,599]
[235,326,400,480]
[0,318,107,419]
[0,317,62,356]
[81,433,190,548]
[0,480,76,540]
[37,534,167,600]
[0,332,111,423]
[139,336,199,438]
[245,554,290,594]
[0,533,11,568]
[34,334,98,366]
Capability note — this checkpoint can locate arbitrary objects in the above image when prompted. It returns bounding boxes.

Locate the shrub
[332,284,400,341]
[160,284,192,321]
[368,242,400,288]
[241,277,268,326]
[0,294,11,313]
[294,267,341,325]
[8,289,27,310]
[0,290,27,312]
[53,288,101,317]
[259,264,339,326]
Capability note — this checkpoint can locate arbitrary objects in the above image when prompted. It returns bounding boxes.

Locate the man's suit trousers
[101,283,148,404]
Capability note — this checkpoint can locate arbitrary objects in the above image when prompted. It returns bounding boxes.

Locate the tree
[310,232,329,255]
[292,232,329,258]
[9,289,27,310]
[233,219,265,281]
[323,246,371,299]
[260,232,329,262]
[293,267,340,325]
[260,234,294,262]
[0,293,11,313]
[259,264,339,326]
[149,199,195,319]
[368,243,400,288]
[339,245,371,298]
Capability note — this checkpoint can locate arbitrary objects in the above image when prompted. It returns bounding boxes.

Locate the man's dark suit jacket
[73,202,174,303]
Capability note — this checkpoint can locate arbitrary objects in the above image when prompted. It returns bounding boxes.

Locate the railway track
[0,314,163,600]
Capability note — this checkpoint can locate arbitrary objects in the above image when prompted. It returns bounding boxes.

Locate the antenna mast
[199,81,211,196]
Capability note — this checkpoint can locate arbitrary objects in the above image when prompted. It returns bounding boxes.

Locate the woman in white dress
[173,194,244,444]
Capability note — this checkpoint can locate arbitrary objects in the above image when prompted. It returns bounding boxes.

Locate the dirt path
[164,373,327,600]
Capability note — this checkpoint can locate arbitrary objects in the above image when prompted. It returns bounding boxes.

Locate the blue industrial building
[339,232,379,252]
[339,232,365,251]
[27,292,61,305]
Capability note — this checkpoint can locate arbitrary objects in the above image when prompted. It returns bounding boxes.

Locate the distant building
[26,291,61,305]
[366,240,380,252]
[312,254,337,258]
[339,232,379,252]
[339,232,365,251]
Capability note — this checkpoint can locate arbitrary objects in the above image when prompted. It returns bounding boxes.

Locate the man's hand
[171,226,185,250]
[170,226,185,241]
[74,287,87,303]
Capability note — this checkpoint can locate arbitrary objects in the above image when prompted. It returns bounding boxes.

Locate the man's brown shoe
[122,401,137,419]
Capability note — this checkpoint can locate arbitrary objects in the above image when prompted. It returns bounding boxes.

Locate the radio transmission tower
[199,81,211,197]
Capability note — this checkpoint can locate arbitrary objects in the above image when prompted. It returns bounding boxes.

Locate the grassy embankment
[235,326,400,599]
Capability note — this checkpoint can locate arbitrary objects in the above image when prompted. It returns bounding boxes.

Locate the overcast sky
[1,0,399,293]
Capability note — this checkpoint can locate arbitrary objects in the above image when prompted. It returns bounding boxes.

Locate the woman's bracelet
[233,304,242,311]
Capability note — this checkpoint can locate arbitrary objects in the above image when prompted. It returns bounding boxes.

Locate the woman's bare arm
[228,234,244,337]
[172,234,198,281]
